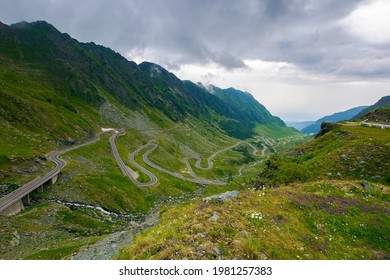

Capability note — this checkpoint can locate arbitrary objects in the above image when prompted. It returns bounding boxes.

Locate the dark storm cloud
[1,0,389,77]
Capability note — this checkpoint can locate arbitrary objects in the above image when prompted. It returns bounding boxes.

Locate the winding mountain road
[131,140,269,186]
[109,131,158,187]
[193,142,242,170]
[131,143,226,185]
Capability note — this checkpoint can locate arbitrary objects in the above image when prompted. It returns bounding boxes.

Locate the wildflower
[250,212,263,220]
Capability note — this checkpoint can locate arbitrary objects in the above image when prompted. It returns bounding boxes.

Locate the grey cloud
[0,0,388,78]
[210,51,248,70]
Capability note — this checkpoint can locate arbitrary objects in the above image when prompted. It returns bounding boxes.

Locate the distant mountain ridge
[286,121,315,131]
[301,106,368,134]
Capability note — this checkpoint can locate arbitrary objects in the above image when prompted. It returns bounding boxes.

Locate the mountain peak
[139,61,164,74]
[11,20,55,30]
[195,81,205,88]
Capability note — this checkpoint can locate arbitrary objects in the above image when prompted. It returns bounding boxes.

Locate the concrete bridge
[0,152,65,216]
[0,133,103,216]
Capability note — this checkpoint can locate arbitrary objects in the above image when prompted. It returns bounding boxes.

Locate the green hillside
[353,96,390,120]
[261,124,390,185]
[360,108,390,123]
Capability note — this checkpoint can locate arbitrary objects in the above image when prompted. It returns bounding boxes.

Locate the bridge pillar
[37,185,44,193]
[0,200,24,216]
[22,194,31,206]
[51,174,58,185]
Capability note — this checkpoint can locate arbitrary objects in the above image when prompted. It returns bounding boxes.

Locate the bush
[260,153,312,185]
[276,162,311,184]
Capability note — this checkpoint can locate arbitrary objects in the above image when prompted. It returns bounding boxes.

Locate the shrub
[260,154,312,185]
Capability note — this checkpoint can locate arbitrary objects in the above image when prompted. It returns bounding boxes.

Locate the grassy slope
[117,181,389,260]
[263,125,390,185]
[255,123,300,139]
[0,58,102,189]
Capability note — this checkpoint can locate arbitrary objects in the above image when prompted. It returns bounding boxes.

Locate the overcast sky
[1,0,389,121]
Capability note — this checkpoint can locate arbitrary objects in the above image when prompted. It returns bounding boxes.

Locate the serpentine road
[110,131,158,187]
[235,143,268,178]
[192,142,242,170]
[129,143,226,185]
[119,138,270,187]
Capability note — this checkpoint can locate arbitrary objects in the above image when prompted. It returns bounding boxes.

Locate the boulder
[203,190,240,203]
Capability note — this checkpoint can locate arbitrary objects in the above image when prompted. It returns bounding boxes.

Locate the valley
[0,20,389,260]
[0,119,292,259]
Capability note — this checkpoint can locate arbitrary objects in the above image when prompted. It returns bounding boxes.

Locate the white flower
[250,212,263,220]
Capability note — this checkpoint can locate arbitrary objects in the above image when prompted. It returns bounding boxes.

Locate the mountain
[191,83,290,138]
[0,20,294,177]
[285,120,315,131]
[301,106,368,134]
[209,85,285,125]
[352,96,390,121]
[0,21,290,137]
